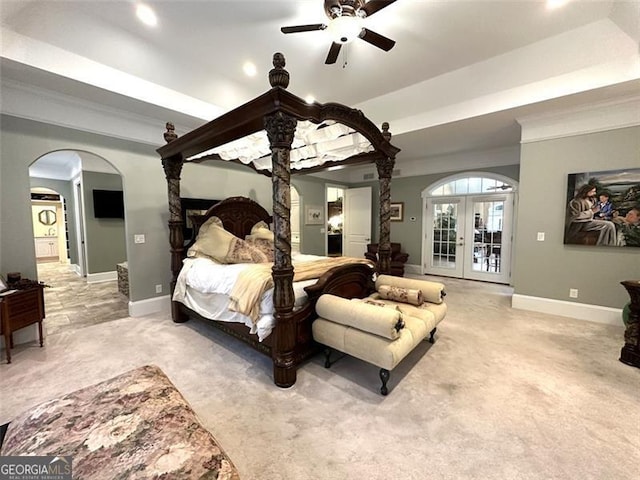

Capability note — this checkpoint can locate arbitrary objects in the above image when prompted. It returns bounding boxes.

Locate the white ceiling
[1,0,639,175]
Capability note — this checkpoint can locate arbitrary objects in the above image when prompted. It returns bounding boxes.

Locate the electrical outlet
[134,234,146,244]
[569,288,578,298]
[537,232,545,241]
[155,284,162,293]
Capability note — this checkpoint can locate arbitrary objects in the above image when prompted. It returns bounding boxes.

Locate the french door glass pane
[432,203,458,269]
[472,200,504,273]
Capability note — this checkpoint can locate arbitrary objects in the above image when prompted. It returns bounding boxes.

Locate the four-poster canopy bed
[157,53,400,388]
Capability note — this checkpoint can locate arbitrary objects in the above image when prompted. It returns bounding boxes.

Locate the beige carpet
[1,277,638,480]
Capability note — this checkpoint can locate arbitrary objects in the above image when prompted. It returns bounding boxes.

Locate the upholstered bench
[313,276,446,395]
[0,365,240,479]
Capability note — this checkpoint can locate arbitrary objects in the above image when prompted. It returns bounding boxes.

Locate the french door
[423,194,513,283]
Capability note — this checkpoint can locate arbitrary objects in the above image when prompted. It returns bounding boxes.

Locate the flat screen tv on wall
[93,189,125,219]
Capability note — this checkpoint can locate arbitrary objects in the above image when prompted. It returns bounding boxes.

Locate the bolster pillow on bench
[316,294,403,341]
[376,274,446,304]
[378,285,423,306]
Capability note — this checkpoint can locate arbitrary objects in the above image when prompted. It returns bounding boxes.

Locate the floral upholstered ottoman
[0,365,240,479]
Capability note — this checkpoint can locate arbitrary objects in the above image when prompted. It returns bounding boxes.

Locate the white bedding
[173,254,325,341]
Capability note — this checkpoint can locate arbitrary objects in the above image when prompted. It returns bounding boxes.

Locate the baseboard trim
[128,295,171,317]
[512,294,622,326]
[86,271,117,284]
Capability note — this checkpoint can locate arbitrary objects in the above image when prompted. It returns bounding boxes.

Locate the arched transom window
[429,176,514,196]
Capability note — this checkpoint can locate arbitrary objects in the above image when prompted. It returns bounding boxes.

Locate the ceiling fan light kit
[328,15,363,44]
[281,0,397,64]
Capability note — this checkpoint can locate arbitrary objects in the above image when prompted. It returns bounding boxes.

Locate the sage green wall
[1,115,167,301]
[292,176,328,255]
[351,165,521,265]
[29,177,79,265]
[82,171,126,274]
[513,126,640,309]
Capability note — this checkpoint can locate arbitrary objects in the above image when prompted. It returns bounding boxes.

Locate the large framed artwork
[564,168,640,248]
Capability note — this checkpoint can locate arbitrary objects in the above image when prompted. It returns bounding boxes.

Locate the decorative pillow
[363,299,404,331]
[226,237,270,263]
[378,285,424,306]
[249,220,274,240]
[245,221,275,261]
[245,237,275,262]
[188,217,269,264]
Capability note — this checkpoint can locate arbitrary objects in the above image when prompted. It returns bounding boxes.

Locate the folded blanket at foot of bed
[0,365,240,480]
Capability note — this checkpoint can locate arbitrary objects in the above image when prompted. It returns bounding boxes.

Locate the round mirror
[38,209,56,225]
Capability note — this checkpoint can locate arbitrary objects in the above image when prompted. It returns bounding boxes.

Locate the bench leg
[379,368,390,396]
[323,348,331,368]
[429,327,437,344]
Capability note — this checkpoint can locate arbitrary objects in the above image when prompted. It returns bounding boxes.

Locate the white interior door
[424,198,465,277]
[424,194,512,283]
[463,195,512,283]
[344,186,372,258]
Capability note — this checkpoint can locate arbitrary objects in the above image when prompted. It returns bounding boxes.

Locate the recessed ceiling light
[546,0,569,9]
[243,62,257,77]
[136,3,158,27]
[305,95,315,104]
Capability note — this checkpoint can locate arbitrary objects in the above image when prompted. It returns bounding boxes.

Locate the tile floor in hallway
[37,262,129,335]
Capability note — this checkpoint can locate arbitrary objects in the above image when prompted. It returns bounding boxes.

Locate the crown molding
[1,79,202,146]
[517,94,640,143]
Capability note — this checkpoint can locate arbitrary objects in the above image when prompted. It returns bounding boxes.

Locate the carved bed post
[265,53,298,388]
[375,122,396,275]
[162,122,187,323]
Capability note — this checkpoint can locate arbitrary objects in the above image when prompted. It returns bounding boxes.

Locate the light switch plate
[537,232,545,241]
[134,234,145,244]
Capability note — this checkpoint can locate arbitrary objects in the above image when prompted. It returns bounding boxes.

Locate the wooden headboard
[189,196,272,243]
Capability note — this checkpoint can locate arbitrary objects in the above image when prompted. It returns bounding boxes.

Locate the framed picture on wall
[305,205,324,225]
[390,202,404,222]
[564,168,640,248]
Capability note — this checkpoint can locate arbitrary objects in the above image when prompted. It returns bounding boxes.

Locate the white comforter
[173,254,324,341]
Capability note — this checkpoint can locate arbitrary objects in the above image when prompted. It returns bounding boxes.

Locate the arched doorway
[421,173,518,284]
[29,150,129,334]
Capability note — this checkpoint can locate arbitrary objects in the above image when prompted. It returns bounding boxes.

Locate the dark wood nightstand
[0,286,45,364]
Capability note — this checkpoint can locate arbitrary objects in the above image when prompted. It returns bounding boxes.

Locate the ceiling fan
[281,0,397,64]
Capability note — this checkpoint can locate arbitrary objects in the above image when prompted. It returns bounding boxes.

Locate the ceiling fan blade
[281,24,326,34]
[359,28,396,51]
[325,42,342,64]
[361,0,397,17]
